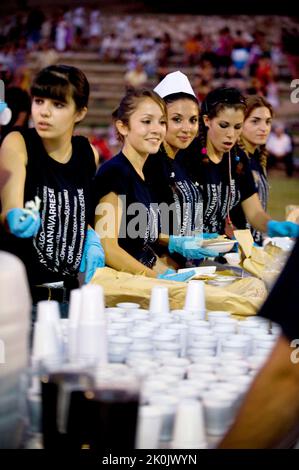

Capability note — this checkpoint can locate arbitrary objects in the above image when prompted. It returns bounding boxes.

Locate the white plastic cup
[148,395,179,442]
[116,302,140,314]
[108,323,128,336]
[172,399,207,449]
[149,286,170,315]
[108,336,132,363]
[152,332,177,350]
[136,405,163,449]
[37,300,61,324]
[169,326,188,357]
[184,280,205,318]
[207,311,231,325]
[32,321,63,360]
[79,284,105,323]
[202,391,235,436]
[221,338,248,358]
[67,289,82,361]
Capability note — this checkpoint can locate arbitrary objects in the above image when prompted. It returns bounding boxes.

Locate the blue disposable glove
[80,228,105,283]
[267,220,299,238]
[203,232,219,240]
[157,268,196,282]
[168,235,219,260]
[6,208,41,238]
[0,102,7,113]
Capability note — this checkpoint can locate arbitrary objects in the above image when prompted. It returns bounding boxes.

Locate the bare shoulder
[0,131,28,166]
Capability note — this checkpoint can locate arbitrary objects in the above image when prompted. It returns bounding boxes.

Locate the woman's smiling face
[165,98,199,152]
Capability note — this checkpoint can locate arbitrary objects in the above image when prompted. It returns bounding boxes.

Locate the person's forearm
[248,209,271,233]
[158,232,170,247]
[218,335,299,448]
[104,242,156,278]
[242,195,271,233]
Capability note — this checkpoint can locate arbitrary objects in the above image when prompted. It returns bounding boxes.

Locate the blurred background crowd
[0,1,299,180]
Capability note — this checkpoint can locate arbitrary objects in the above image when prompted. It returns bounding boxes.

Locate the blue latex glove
[80,228,105,283]
[0,102,7,113]
[157,268,196,282]
[267,220,299,238]
[203,232,219,239]
[6,208,41,238]
[168,235,219,259]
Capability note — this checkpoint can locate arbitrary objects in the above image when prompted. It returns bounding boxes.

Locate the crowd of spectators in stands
[0,6,298,167]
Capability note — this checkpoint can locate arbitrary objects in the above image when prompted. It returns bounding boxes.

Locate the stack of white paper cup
[77,284,107,364]
[0,251,31,448]
[32,301,63,361]
[184,280,205,319]
[108,336,132,363]
[67,289,82,361]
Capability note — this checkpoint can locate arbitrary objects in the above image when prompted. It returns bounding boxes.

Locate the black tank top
[0,128,96,286]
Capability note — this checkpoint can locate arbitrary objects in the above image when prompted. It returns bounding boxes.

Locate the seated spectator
[266,122,294,177]
[124,62,148,90]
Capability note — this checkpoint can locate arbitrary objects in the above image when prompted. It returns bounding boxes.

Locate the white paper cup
[37,300,61,324]
[202,391,235,436]
[108,323,128,336]
[221,338,248,358]
[172,399,207,449]
[77,322,108,364]
[149,286,170,315]
[184,280,205,318]
[207,311,231,325]
[68,289,82,325]
[32,321,63,360]
[136,405,163,449]
[79,284,105,323]
[148,395,179,442]
[108,336,132,362]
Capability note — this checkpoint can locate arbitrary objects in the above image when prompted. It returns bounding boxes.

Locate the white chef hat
[154,71,196,99]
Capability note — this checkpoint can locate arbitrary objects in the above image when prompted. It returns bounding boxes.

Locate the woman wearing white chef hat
[144,71,219,265]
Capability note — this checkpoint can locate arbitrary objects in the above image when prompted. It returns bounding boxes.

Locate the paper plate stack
[0,251,31,448]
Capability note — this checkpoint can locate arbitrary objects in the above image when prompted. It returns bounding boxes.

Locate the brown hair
[31,64,89,111]
[112,88,167,142]
[238,95,273,172]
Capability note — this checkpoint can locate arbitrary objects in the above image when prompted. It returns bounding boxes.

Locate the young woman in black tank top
[0,65,105,300]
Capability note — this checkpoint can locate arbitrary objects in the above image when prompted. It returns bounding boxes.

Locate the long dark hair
[163,91,199,107]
